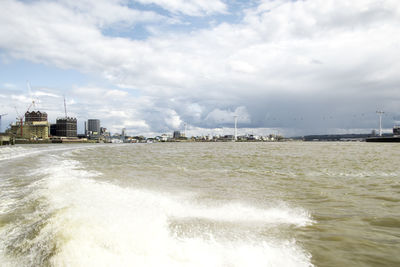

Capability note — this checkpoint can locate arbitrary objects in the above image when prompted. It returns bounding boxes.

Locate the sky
[0,0,400,137]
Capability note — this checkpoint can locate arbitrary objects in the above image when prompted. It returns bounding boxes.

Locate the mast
[64,96,68,118]
[376,110,384,136]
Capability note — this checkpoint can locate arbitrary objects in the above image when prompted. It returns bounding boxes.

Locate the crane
[26,100,35,113]
[0,113,7,133]
[14,100,35,137]
[64,95,67,118]
[15,106,23,137]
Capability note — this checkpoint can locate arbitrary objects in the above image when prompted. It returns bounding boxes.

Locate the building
[173,131,181,139]
[101,127,111,143]
[51,117,77,137]
[25,111,47,122]
[394,126,400,136]
[87,119,100,138]
[0,133,14,145]
[10,111,50,140]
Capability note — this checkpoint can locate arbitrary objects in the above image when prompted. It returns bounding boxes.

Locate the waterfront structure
[160,134,169,142]
[10,111,50,140]
[101,127,111,142]
[0,133,14,145]
[366,125,400,142]
[394,126,400,136]
[51,117,77,137]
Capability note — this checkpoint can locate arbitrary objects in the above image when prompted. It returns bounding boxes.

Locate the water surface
[0,142,399,266]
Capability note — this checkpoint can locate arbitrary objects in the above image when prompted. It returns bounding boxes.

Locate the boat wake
[0,150,313,267]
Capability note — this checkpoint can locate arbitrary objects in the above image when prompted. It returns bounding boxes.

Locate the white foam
[172,202,313,227]
[1,155,314,267]
[0,144,90,162]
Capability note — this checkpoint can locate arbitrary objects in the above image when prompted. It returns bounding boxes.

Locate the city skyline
[1,0,400,137]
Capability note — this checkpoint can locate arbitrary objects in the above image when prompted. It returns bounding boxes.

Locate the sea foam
[1,152,313,267]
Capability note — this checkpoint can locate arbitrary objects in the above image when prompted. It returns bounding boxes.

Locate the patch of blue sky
[101,1,258,40]
[0,56,88,89]
[101,24,150,41]
[0,56,141,97]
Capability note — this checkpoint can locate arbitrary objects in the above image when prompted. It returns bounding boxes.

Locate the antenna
[233,115,238,141]
[0,113,7,133]
[63,95,67,118]
[376,110,385,136]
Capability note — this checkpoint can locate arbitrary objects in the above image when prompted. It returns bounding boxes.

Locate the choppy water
[0,142,399,266]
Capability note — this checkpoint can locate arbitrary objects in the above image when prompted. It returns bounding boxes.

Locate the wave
[0,153,313,267]
[0,144,95,162]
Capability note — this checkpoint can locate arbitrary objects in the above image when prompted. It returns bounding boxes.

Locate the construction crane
[26,100,35,113]
[0,113,7,133]
[15,106,23,137]
[14,100,35,137]
[64,95,68,118]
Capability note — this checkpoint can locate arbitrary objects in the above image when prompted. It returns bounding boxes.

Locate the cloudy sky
[1,0,400,137]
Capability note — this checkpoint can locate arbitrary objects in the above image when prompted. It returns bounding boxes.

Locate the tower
[376,110,384,136]
[88,119,100,138]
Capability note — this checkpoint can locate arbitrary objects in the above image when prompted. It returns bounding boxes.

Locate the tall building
[173,131,181,139]
[52,117,77,137]
[87,119,100,139]
[88,119,100,134]
[121,128,126,141]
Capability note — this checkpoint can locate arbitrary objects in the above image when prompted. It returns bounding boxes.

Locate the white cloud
[3,83,16,89]
[32,91,60,98]
[205,106,251,124]
[164,109,182,129]
[1,0,400,135]
[105,89,129,98]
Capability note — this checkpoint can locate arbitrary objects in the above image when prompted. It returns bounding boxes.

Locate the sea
[0,142,399,267]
